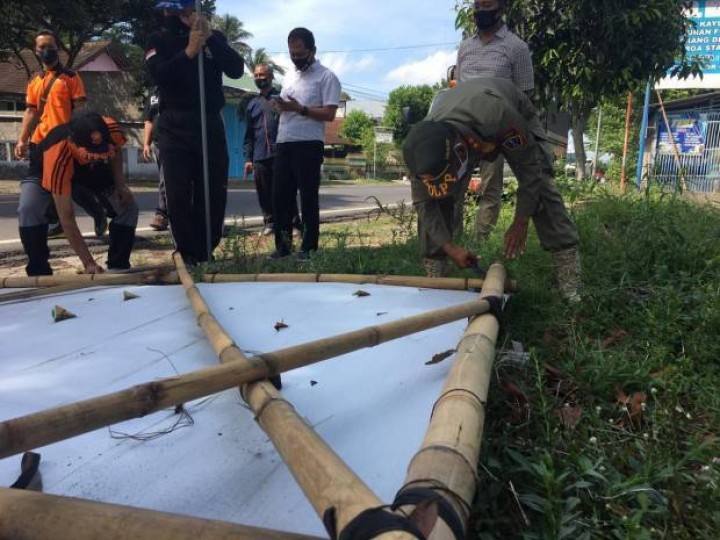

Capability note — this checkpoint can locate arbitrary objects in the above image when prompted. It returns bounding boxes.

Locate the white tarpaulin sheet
[0,282,477,537]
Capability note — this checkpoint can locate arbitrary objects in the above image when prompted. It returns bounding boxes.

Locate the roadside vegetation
[209,178,720,539]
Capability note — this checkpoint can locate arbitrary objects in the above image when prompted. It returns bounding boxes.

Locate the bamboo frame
[200,272,517,292]
[393,263,505,539]
[1,270,517,293]
[0,272,494,459]
[173,253,417,539]
[0,488,324,540]
[0,255,506,538]
[0,268,171,289]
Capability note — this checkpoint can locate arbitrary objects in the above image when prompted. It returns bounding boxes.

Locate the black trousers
[253,158,275,225]
[272,141,323,253]
[159,109,229,263]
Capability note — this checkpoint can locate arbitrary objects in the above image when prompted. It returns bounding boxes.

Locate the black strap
[483,295,503,325]
[30,70,62,139]
[392,487,466,540]
[323,506,426,540]
[10,452,41,490]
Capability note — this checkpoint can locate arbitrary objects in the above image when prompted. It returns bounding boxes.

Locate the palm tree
[212,13,252,56]
[244,47,286,76]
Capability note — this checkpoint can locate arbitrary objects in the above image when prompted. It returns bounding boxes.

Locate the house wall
[79,55,122,72]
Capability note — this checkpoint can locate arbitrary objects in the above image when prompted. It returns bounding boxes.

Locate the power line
[266,41,457,55]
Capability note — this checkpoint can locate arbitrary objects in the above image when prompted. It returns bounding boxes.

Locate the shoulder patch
[500,125,528,152]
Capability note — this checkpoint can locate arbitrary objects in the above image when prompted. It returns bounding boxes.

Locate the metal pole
[620,92,633,191]
[593,107,602,175]
[196,0,212,262]
[635,78,652,190]
[373,129,377,180]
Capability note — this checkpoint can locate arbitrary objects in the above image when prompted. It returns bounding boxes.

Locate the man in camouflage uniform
[402,77,581,301]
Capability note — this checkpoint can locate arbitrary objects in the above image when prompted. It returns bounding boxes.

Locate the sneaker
[149,212,168,231]
[296,250,310,262]
[94,214,108,238]
[268,249,291,261]
[261,225,274,236]
[47,221,64,238]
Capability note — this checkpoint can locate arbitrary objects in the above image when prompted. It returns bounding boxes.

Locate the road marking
[0,204,399,247]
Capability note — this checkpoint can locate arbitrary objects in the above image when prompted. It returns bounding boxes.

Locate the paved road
[0,184,411,252]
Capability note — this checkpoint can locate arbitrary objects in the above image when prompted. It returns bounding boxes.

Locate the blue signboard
[657,112,707,155]
[658,0,720,88]
[686,1,720,75]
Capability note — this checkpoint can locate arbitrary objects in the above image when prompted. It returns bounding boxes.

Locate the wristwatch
[300,106,308,116]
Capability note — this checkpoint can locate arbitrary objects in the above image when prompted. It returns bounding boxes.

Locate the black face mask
[291,56,312,72]
[474,9,501,30]
[38,48,59,65]
[254,79,271,90]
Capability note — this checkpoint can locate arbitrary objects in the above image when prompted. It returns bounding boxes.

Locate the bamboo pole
[174,253,412,539]
[0,268,171,289]
[0,488,324,540]
[200,272,517,293]
[0,282,104,304]
[655,89,688,192]
[392,263,506,540]
[0,267,493,460]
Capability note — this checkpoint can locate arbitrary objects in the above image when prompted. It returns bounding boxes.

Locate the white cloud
[384,50,456,86]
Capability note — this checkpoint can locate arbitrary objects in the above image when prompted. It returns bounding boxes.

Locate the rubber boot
[423,258,449,278]
[107,222,135,271]
[552,246,582,303]
[19,225,52,276]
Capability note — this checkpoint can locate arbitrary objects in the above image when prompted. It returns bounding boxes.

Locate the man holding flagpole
[145,0,244,265]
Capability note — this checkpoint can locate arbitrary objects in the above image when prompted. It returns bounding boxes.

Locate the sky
[214,0,464,101]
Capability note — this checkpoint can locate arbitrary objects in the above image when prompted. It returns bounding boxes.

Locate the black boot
[107,222,135,270]
[19,225,52,276]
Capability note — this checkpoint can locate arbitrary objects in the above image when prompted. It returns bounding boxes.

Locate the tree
[243,47,286,76]
[1,0,216,76]
[455,0,700,179]
[382,85,435,143]
[212,13,251,56]
[339,110,374,144]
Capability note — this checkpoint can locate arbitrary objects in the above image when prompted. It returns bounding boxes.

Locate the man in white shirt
[270,27,341,262]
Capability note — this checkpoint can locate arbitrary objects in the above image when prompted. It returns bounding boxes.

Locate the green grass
[207,181,720,539]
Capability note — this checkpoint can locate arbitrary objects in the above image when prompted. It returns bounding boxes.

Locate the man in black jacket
[146,0,244,264]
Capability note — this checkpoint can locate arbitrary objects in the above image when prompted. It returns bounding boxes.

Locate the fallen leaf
[310,380,318,386]
[274,321,288,331]
[353,290,371,297]
[500,378,528,404]
[123,291,139,301]
[600,328,630,349]
[376,311,388,316]
[556,406,583,430]
[425,349,455,365]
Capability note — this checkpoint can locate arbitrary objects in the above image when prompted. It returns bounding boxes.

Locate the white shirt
[277,60,342,143]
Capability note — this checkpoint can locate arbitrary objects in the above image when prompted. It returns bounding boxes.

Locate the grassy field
[206,180,720,539]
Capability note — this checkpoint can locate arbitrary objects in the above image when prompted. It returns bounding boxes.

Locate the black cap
[403,120,457,201]
[68,110,112,155]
